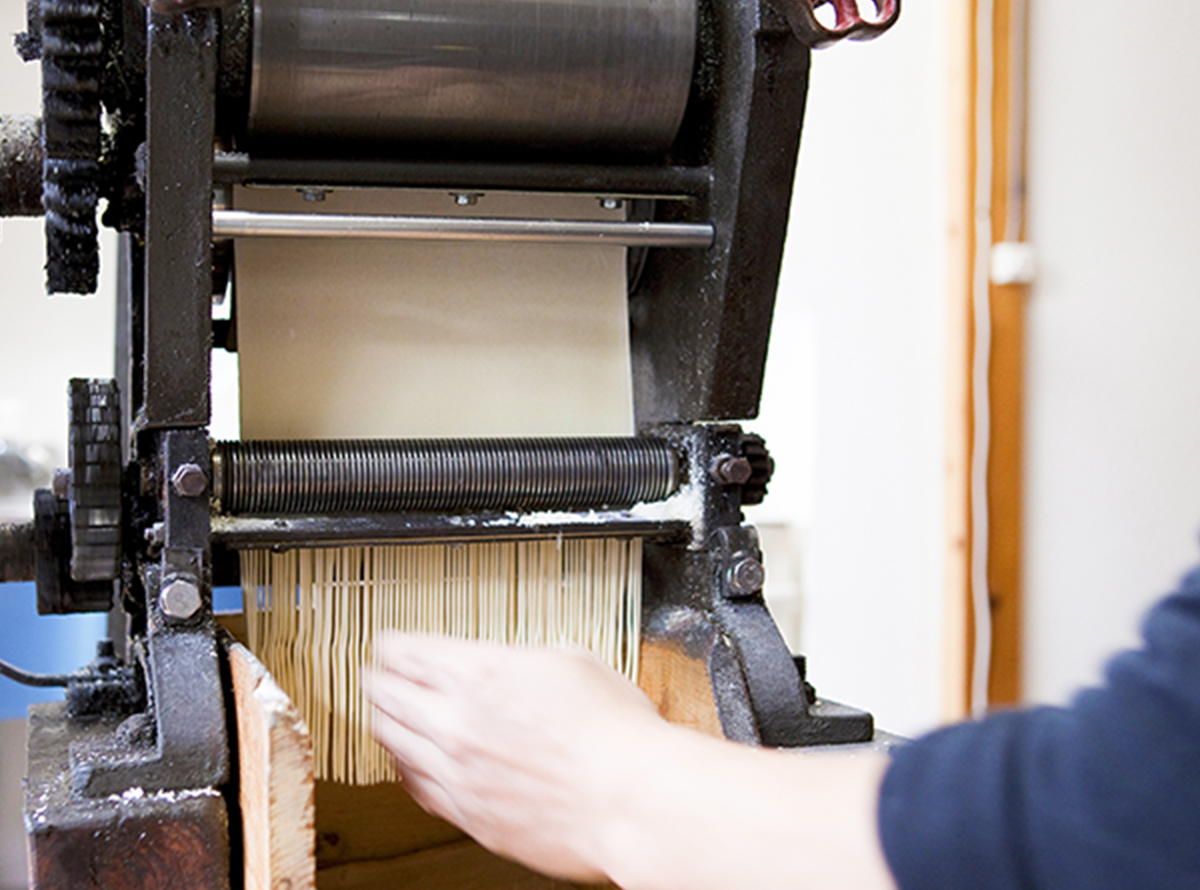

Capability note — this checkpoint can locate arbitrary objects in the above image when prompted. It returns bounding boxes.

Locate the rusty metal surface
[630,0,812,425]
[0,521,35,581]
[140,9,217,430]
[25,702,230,890]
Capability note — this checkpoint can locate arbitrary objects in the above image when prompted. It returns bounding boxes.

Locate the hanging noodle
[242,538,642,785]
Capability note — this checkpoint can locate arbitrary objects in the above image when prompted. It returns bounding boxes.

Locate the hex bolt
[160,578,202,621]
[171,463,208,498]
[710,454,753,486]
[51,468,72,499]
[726,556,765,597]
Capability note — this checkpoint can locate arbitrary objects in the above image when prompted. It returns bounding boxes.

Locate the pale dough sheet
[234,187,633,439]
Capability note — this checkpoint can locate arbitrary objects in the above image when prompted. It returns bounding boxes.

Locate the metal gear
[39,0,103,294]
[738,433,774,506]
[68,378,122,582]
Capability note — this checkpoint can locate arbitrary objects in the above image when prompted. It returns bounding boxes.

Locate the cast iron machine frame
[0,0,898,884]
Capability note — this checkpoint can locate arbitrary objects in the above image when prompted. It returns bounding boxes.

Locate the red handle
[778,0,901,48]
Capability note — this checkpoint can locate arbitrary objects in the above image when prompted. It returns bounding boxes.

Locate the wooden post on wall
[946,0,1030,719]
[983,0,1029,708]
[943,0,974,722]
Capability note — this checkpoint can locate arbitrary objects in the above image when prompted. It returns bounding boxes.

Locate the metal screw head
[171,463,208,498]
[599,196,623,210]
[143,522,165,546]
[451,192,481,206]
[160,578,202,621]
[710,454,753,486]
[726,556,765,597]
[301,188,329,203]
[52,468,72,499]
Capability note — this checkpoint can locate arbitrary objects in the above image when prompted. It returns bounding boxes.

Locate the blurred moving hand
[365,633,896,890]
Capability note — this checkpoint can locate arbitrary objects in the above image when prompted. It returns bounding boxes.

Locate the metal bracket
[709,524,875,746]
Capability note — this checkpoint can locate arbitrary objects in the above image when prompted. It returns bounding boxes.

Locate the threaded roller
[213,438,682,515]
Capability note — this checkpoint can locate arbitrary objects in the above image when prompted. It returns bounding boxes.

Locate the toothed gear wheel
[739,434,774,506]
[40,0,103,294]
[68,379,122,582]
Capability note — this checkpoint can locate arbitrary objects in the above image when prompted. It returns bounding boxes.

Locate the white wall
[761,0,1200,728]
[753,0,951,738]
[1023,3,1200,703]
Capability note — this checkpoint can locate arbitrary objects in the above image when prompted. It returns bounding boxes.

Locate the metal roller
[213,437,682,515]
[247,0,697,153]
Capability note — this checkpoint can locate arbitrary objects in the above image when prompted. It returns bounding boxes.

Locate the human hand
[363,633,668,882]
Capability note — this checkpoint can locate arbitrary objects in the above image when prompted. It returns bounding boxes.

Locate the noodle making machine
[0,0,898,885]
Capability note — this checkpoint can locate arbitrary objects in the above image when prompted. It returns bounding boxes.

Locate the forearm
[595,722,897,890]
[366,636,898,889]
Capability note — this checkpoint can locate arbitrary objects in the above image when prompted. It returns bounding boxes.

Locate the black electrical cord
[0,657,77,688]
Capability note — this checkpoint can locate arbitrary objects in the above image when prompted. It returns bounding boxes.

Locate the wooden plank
[228,641,317,890]
[216,610,248,645]
[960,0,1029,711]
[637,636,724,738]
[986,285,1024,705]
[317,837,612,890]
[951,0,1029,715]
[315,780,464,868]
[982,0,1028,707]
[943,0,974,722]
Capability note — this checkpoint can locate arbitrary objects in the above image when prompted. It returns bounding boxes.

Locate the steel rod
[212,209,714,247]
[211,512,691,549]
[211,152,713,198]
[213,437,682,515]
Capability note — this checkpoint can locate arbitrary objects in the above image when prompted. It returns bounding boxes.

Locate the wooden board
[315,780,464,868]
[227,616,715,889]
[317,837,610,890]
[229,648,619,890]
[228,641,317,890]
[948,0,1029,716]
[638,636,724,738]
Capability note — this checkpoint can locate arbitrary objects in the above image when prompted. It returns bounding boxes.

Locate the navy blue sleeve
[878,565,1200,889]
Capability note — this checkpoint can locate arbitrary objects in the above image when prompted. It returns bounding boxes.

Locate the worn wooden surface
[224,598,719,889]
[943,0,973,722]
[638,636,723,737]
[313,780,615,889]
[958,0,1029,712]
[229,641,316,890]
[25,702,229,890]
[318,835,608,890]
[216,610,249,645]
[982,0,1028,707]
[315,780,462,867]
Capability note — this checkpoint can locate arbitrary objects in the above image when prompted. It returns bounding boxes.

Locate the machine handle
[779,0,900,48]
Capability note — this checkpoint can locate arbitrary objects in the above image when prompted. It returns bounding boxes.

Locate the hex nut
[726,556,765,596]
[711,454,753,486]
[160,578,202,621]
[171,463,208,498]
[51,468,72,499]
